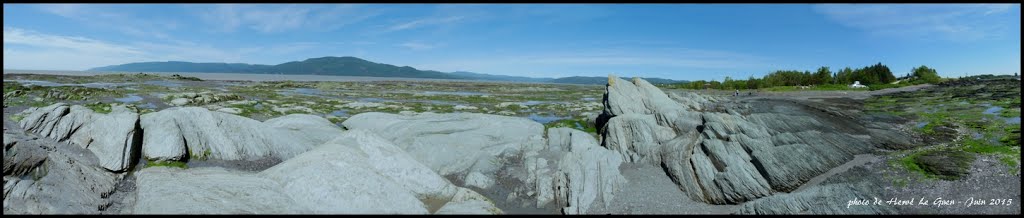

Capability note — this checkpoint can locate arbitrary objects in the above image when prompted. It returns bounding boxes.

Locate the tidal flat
[3,72,605,133]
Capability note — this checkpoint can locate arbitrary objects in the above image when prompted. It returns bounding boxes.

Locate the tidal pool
[527,114,569,124]
[114,94,144,103]
[278,88,323,96]
[983,106,1003,114]
[330,110,349,117]
[421,91,487,96]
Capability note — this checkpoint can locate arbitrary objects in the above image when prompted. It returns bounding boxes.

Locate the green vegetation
[894,147,975,181]
[543,117,598,134]
[911,65,942,84]
[144,160,188,169]
[84,102,113,114]
[171,74,202,81]
[9,114,25,122]
[671,63,947,91]
[190,148,213,161]
[869,75,1021,178]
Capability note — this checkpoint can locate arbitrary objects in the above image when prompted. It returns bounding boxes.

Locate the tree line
[677,63,942,90]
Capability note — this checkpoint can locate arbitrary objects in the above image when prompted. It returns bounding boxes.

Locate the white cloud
[4,27,144,55]
[2,27,324,70]
[4,27,149,70]
[387,16,465,32]
[814,4,1018,41]
[396,42,438,51]
[198,4,379,33]
[36,4,179,40]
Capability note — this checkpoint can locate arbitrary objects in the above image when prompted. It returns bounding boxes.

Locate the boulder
[169,98,190,106]
[465,171,495,189]
[133,129,500,214]
[3,133,121,214]
[341,112,545,179]
[139,107,343,162]
[553,128,628,214]
[133,167,302,214]
[434,187,503,214]
[600,114,676,164]
[18,103,141,172]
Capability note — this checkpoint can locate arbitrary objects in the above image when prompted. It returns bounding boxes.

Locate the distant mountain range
[89,56,688,85]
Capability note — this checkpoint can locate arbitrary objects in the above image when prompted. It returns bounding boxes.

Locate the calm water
[521,101,546,106]
[278,88,323,96]
[421,91,487,96]
[330,110,349,117]
[11,80,131,89]
[983,106,1003,114]
[114,94,143,103]
[527,114,568,124]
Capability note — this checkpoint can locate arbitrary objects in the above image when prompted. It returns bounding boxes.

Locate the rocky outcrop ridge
[18,103,141,172]
[597,76,876,204]
[342,112,546,181]
[139,107,343,162]
[132,129,501,214]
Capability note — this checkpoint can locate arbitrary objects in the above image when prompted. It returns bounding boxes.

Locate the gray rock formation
[139,107,343,162]
[552,130,627,214]
[132,129,501,214]
[18,103,141,172]
[342,112,545,179]
[133,167,302,214]
[597,76,876,204]
[3,130,121,214]
[735,183,895,215]
[544,127,628,215]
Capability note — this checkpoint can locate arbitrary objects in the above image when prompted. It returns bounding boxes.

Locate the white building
[849,81,868,88]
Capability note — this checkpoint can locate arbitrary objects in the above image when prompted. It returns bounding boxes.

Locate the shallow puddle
[521,101,546,106]
[422,91,486,96]
[527,114,568,124]
[330,110,349,117]
[278,88,323,96]
[114,94,144,103]
[983,106,1003,114]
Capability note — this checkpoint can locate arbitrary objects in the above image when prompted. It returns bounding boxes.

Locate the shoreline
[1,70,595,85]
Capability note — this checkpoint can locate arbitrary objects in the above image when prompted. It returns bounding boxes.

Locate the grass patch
[999,125,1020,147]
[190,148,213,161]
[745,84,872,92]
[543,117,598,134]
[868,83,913,91]
[9,114,25,122]
[84,102,113,114]
[171,74,202,81]
[998,107,1020,118]
[898,148,975,181]
[144,160,188,169]
[961,137,1018,155]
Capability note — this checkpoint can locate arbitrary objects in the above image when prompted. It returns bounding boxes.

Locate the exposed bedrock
[597,75,879,204]
[3,128,122,214]
[132,129,501,214]
[342,112,546,182]
[139,107,344,162]
[18,103,141,172]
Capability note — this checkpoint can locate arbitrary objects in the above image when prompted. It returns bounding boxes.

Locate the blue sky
[3,4,1020,81]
